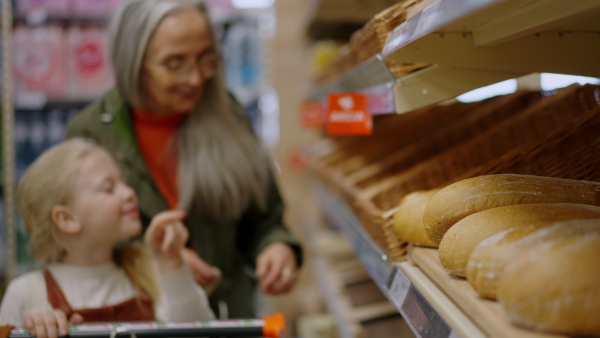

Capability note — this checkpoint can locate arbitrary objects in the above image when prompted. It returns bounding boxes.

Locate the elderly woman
[66,0,302,319]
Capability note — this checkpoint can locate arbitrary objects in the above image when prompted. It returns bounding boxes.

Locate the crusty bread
[466,226,541,299]
[439,203,600,277]
[423,174,600,245]
[467,219,600,301]
[497,222,600,336]
[393,188,441,248]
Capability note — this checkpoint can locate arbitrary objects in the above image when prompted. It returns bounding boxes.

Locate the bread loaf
[498,222,600,336]
[439,203,600,277]
[468,219,600,301]
[393,188,441,248]
[423,174,600,244]
[466,226,541,299]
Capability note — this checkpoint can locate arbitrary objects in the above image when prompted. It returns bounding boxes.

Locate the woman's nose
[185,68,203,86]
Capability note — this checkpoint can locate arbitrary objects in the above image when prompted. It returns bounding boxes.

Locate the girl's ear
[52,205,82,234]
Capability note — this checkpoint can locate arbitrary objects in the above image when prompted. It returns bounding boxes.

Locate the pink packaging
[13,25,68,100]
[14,0,71,17]
[71,0,122,18]
[66,25,114,100]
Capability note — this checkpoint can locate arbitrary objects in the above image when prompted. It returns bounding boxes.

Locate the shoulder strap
[43,270,73,316]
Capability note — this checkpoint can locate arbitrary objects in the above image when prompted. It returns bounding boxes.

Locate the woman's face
[140,8,214,115]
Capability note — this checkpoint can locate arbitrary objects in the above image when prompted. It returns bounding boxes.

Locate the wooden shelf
[308,0,600,115]
[312,177,577,337]
[408,246,567,338]
[313,178,464,338]
[384,0,600,113]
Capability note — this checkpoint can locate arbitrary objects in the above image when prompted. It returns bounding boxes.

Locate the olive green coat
[65,89,303,318]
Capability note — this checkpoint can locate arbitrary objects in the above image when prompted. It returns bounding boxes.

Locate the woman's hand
[181,248,221,293]
[24,310,83,338]
[145,210,189,273]
[255,242,298,295]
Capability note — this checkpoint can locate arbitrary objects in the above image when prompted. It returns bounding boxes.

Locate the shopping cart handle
[3,313,286,338]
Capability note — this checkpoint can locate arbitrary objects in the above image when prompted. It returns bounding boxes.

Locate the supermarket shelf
[383,0,600,54]
[408,247,567,338]
[384,0,600,113]
[311,178,573,337]
[311,178,475,338]
[311,0,600,115]
[391,262,484,338]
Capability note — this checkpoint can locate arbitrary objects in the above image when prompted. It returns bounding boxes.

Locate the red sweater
[132,108,186,209]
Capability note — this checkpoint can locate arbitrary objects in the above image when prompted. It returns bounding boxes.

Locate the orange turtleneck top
[132,108,186,209]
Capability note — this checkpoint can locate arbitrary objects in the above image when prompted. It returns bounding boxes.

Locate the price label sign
[326,93,373,136]
[301,100,326,129]
[389,269,411,309]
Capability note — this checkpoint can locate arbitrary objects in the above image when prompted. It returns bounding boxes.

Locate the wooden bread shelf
[408,246,567,338]
[312,177,584,337]
[314,178,474,337]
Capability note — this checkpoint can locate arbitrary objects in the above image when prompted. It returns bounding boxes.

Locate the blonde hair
[109,0,270,220]
[18,138,159,303]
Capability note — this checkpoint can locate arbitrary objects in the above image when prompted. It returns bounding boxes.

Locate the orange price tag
[326,93,372,136]
[301,101,326,129]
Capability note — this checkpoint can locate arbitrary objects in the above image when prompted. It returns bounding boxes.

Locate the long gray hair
[109,0,269,220]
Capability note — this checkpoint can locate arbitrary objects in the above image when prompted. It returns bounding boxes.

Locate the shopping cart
[3,313,286,338]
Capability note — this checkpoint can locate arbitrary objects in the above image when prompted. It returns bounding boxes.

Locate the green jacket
[65,89,303,318]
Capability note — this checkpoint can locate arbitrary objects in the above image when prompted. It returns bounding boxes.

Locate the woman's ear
[52,205,82,234]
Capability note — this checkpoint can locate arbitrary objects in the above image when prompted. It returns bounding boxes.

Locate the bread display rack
[308,0,600,337]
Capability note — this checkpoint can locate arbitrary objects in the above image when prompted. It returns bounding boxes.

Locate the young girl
[0,138,214,338]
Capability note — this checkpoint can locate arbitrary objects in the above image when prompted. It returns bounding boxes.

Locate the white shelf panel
[383,0,497,55]
[383,0,600,54]
[392,64,524,114]
[385,32,600,77]
[382,0,600,113]
[468,0,600,47]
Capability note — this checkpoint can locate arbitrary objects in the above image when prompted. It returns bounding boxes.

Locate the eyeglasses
[147,53,220,84]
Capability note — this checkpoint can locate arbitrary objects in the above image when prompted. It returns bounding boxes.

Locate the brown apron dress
[43,270,154,322]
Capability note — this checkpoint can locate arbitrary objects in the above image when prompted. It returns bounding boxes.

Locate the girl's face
[69,150,141,247]
[140,8,214,115]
